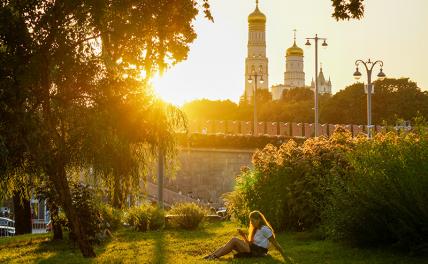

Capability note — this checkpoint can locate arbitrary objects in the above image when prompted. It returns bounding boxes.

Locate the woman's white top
[253,225,273,249]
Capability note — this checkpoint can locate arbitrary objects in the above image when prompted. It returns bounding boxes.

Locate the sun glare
[151,72,186,106]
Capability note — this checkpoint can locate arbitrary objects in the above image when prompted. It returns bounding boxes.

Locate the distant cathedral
[310,66,332,95]
[244,0,332,101]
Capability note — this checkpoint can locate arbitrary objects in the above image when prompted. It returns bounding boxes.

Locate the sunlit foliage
[226,128,428,253]
[0,0,211,257]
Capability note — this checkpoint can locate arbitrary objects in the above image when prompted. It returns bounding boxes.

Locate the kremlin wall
[187,120,386,138]
[154,121,387,206]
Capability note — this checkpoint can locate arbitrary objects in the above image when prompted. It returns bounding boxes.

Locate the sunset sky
[153,0,428,106]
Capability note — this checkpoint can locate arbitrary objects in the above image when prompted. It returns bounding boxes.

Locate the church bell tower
[244,0,269,100]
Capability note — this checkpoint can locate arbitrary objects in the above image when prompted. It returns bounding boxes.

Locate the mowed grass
[0,222,426,264]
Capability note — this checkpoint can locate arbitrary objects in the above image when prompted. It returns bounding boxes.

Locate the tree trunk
[12,191,32,235]
[112,172,123,209]
[48,163,95,257]
[39,58,94,257]
[46,199,63,240]
[129,193,135,208]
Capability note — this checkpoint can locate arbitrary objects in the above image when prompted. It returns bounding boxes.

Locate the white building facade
[272,37,306,100]
[284,41,305,88]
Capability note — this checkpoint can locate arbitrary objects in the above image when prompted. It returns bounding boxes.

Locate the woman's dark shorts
[234,243,268,258]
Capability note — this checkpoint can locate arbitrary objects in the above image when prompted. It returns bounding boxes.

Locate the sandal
[203,254,218,260]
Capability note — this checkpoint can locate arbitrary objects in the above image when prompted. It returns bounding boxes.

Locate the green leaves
[1,0,210,256]
[331,0,365,21]
[321,78,428,124]
[324,132,428,252]
[168,202,206,230]
[227,128,428,252]
[126,204,165,232]
[226,130,354,232]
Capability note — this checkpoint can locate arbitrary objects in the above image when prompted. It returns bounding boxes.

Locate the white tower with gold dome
[271,31,306,100]
[244,0,269,100]
[284,30,305,88]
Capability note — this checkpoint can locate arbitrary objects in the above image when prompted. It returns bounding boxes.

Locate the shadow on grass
[164,227,214,240]
[0,233,83,264]
[228,254,284,264]
[166,221,239,241]
[150,230,166,264]
[33,234,110,263]
[148,226,214,263]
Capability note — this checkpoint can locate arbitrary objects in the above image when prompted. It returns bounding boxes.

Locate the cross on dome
[286,30,303,57]
[248,0,266,23]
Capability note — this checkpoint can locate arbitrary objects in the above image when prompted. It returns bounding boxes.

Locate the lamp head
[305,39,311,49]
[353,67,362,80]
[377,68,386,81]
[248,76,253,83]
[322,40,328,49]
[259,76,264,84]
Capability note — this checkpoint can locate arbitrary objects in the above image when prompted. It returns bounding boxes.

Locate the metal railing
[0,218,49,237]
[0,218,15,238]
[32,219,48,234]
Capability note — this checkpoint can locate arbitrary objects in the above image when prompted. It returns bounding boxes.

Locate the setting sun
[151,72,185,106]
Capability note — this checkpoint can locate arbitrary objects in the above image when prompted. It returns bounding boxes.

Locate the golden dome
[248,5,266,24]
[286,41,303,57]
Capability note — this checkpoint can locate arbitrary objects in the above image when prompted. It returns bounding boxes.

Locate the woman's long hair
[248,210,275,242]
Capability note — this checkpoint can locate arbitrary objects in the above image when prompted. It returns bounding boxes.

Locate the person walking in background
[204,210,292,263]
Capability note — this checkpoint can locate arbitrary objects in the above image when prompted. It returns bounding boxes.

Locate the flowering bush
[226,128,428,253]
[226,128,354,231]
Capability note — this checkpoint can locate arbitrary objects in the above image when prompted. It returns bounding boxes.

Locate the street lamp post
[305,34,328,137]
[353,59,386,138]
[157,147,165,209]
[248,65,264,135]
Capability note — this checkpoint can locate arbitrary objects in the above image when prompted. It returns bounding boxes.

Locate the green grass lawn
[0,222,426,264]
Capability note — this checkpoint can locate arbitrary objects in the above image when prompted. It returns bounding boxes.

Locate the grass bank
[0,222,426,263]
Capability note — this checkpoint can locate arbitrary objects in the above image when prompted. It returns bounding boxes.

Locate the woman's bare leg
[211,237,250,258]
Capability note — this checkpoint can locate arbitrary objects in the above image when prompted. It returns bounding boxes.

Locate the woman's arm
[268,236,293,263]
[237,228,250,244]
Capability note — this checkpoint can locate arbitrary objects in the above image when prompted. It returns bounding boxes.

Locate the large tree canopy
[182,79,428,126]
[0,0,211,257]
[321,78,428,124]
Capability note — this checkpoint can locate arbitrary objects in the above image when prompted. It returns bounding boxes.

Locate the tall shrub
[168,203,206,230]
[125,204,165,232]
[324,132,428,253]
[99,204,123,231]
[68,182,105,243]
[225,129,354,231]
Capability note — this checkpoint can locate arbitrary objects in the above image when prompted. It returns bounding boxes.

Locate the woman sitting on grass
[204,210,291,262]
